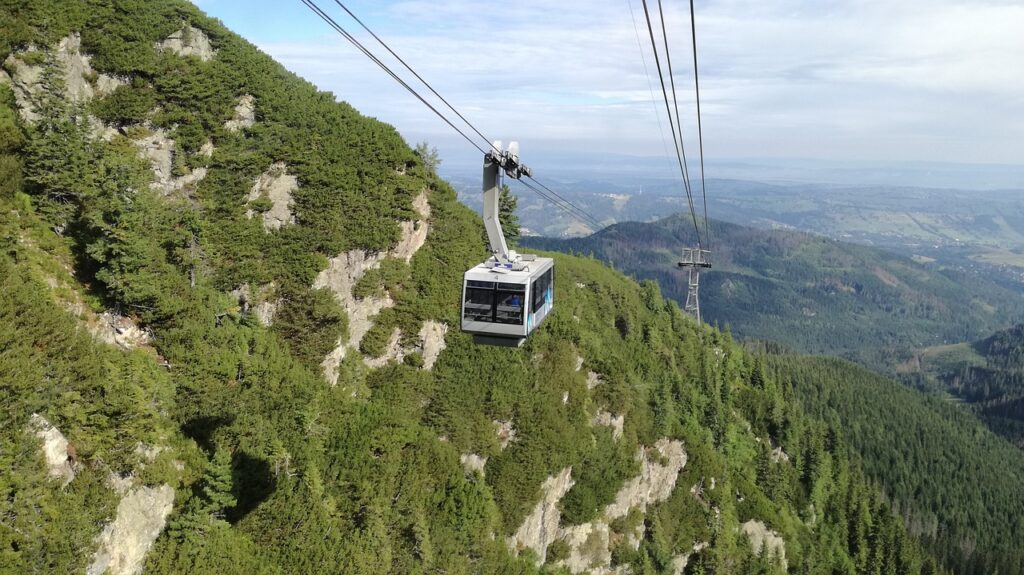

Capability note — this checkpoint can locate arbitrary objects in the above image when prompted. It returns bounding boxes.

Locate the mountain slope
[0,2,1006,574]
[904,324,1024,448]
[522,215,1024,366]
[772,354,1024,575]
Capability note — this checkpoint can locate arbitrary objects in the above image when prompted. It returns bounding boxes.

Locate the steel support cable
[505,179,575,224]
[627,0,673,165]
[515,180,594,228]
[519,178,603,230]
[303,0,606,232]
[656,0,701,248]
[658,0,704,250]
[525,176,603,229]
[330,0,492,151]
[521,177,604,230]
[657,0,695,204]
[689,0,710,250]
[639,0,703,250]
[300,0,487,155]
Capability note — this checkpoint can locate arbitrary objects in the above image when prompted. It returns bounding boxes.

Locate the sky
[193,0,1024,171]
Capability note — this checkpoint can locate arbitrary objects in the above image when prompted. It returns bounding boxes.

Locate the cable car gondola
[461,142,554,346]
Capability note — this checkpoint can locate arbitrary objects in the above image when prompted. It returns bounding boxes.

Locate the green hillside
[0,1,1017,574]
[522,215,1024,366]
[773,355,1024,575]
[905,324,1024,448]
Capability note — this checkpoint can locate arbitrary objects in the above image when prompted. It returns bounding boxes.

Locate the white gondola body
[461,257,554,344]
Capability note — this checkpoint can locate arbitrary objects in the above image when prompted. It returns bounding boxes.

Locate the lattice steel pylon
[678,248,711,322]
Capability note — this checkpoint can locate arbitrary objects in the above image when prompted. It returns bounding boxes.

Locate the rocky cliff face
[28,414,77,487]
[2,32,124,123]
[506,439,689,573]
[314,188,436,382]
[741,519,787,569]
[87,485,175,575]
[507,467,575,563]
[157,24,215,61]
[245,162,297,232]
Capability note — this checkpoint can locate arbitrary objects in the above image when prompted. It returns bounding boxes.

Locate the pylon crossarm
[678,246,709,322]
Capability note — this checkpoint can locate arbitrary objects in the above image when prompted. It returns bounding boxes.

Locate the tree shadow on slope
[181,416,277,523]
[227,451,276,524]
[182,415,233,452]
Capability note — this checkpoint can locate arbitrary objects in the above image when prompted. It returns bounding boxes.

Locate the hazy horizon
[195,0,1024,172]
[438,152,1024,192]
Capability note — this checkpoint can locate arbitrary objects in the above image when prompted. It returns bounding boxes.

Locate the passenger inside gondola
[496,292,524,324]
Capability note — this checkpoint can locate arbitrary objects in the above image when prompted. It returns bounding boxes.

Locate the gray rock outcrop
[494,419,517,449]
[314,189,433,382]
[507,467,574,564]
[506,440,686,571]
[460,453,487,475]
[231,283,279,327]
[92,312,151,350]
[604,438,687,520]
[671,542,710,575]
[591,410,624,441]
[560,522,612,573]
[391,190,431,262]
[87,485,175,575]
[157,25,216,61]
[28,414,76,487]
[56,32,124,102]
[741,519,787,569]
[246,162,297,231]
[314,250,394,384]
[419,320,447,370]
[3,50,45,123]
[3,33,124,124]
[363,327,405,368]
[133,128,207,195]
[224,94,256,131]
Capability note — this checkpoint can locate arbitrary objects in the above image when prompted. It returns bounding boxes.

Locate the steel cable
[302,0,606,232]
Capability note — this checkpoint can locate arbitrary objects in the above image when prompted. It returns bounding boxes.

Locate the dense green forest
[769,355,1024,575]
[904,324,1024,448]
[522,215,1024,367]
[0,1,1016,574]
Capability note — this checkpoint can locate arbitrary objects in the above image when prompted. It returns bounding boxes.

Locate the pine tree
[499,184,520,245]
[201,448,237,520]
[168,447,237,547]
[413,141,440,172]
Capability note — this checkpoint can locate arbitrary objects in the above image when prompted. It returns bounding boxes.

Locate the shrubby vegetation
[0,2,1012,574]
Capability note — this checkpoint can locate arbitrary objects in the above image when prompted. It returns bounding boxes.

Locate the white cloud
[243,0,1024,165]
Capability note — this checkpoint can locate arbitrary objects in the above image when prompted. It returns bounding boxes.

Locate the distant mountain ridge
[452,171,1024,293]
[522,214,1024,366]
